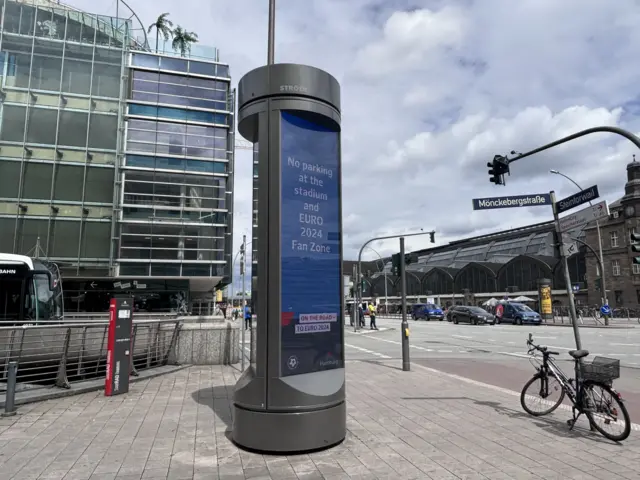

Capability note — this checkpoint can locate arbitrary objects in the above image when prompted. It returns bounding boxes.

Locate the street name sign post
[472,193,552,211]
[556,185,599,214]
[232,64,345,453]
[557,200,609,233]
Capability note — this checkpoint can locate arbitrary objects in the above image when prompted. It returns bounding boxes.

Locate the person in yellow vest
[368,303,378,330]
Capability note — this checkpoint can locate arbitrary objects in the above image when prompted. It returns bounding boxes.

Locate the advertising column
[537,278,553,322]
[232,64,345,454]
[280,111,343,376]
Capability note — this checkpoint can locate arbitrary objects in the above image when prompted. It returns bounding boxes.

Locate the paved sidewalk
[1,362,639,480]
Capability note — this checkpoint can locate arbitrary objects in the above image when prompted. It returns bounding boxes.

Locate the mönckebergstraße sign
[556,185,599,214]
[472,193,552,211]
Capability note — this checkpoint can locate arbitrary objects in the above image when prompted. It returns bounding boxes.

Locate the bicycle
[520,333,631,442]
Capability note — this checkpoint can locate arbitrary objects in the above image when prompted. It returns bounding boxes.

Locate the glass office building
[119,51,234,288]
[0,0,128,277]
[0,0,235,304]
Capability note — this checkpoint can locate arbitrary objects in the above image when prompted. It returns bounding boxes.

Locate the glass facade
[0,0,128,274]
[118,51,234,279]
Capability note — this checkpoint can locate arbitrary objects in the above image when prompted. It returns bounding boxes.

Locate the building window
[633,263,640,275]
[610,231,619,248]
[615,290,623,306]
[632,228,639,244]
[612,260,621,276]
[636,290,640,304]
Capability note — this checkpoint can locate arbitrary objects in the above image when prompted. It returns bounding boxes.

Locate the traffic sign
[600,304,611,316]
[557,200,609,233]
[472,193,552,211]
[556,185,599,214]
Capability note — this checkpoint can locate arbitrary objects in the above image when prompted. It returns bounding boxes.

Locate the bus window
[0,276,22,322]
[34,273,55,321]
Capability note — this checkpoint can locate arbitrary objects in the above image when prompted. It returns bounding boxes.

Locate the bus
[0,253,63,324]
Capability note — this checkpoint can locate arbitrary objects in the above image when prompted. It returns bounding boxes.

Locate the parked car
[450,306,495,325]
[445,305,461,322]
[497,302,541,325]
[411,303,444,321]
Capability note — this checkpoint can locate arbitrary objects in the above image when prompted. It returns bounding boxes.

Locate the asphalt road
[344,316,640,421]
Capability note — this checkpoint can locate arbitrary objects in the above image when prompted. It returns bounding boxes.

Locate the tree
[172,26,199,57]
[147,13,173,52]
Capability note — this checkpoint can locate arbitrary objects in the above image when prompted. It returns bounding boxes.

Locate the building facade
[584,160,640,306]
[0,0,234,312]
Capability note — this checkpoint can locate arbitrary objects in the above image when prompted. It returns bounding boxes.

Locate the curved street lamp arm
[570,236,603,271]
[509,126,640,164]
[554,171,584,192]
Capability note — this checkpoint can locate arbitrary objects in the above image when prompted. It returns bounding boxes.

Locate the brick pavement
[0,361,639,480]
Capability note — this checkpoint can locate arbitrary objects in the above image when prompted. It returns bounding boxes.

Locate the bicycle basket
[580,356,620,383]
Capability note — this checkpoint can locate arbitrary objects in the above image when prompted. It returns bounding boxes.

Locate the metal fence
[0,319,181,392]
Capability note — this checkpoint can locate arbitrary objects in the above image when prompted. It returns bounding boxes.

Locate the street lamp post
[356,230,435,332]
[550,170,609,325]
[365,246,388,310]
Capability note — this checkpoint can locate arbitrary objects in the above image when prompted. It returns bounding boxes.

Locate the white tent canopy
[483,298,499,306]
[513,295,535,302]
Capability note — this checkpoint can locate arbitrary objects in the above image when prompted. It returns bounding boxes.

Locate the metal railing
[63,312,179,321]
[0,319,180,392]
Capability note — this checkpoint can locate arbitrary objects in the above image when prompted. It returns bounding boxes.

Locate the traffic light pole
[399,237,410,371]
[355,231,435,335]
[551,191,583,351]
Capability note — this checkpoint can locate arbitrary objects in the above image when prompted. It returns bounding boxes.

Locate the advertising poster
[539,285,552,315]
[280,110,343,377]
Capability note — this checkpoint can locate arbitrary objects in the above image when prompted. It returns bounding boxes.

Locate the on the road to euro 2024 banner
[280,111,343,378]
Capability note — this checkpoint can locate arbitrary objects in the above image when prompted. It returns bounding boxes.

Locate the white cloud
[67,0,640,266]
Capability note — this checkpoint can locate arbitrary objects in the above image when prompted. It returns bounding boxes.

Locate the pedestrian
[220,303,227,319]
[233,307,239,320]
[368,303,378,330]
[244,304,252,330]
[358,305,365,327]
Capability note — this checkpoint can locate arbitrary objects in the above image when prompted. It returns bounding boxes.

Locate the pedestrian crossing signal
[488,155,510,186]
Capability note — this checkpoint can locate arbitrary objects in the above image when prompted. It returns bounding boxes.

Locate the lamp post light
[550,169,609,325]
[365,246,388,310]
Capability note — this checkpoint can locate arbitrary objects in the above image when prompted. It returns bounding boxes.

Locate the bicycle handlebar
[526,333,559,356]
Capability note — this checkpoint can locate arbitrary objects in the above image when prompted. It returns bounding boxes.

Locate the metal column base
[232,401,346,453]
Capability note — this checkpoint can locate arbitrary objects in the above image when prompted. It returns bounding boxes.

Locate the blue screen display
[280,111,343,377]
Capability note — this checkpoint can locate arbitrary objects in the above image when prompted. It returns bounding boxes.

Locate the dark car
[445,305,461,322]
[450,306,495,325]
[498,302,541,325]
[411,303,444,321]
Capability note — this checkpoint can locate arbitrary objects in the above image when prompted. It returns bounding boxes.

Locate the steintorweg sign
[557,200,609,233]
[556,185,600,214]
[472,193,552,211]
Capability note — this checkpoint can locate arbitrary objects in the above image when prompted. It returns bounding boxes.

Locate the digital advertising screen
[279,110,343,377]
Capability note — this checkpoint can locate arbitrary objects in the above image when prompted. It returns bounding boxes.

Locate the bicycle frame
[537,353,581,406]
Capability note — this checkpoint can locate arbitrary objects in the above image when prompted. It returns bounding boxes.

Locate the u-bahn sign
[472,193,552,211]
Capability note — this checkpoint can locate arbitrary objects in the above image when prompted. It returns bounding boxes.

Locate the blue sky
[68,0,640,271]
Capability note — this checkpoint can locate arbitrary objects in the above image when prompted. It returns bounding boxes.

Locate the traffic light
[631,232,640,264]
[487,155,510,185]
[391,253,401,276]
[404,253,418,265]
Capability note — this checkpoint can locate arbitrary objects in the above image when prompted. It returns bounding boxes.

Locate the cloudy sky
[69,0,640,274]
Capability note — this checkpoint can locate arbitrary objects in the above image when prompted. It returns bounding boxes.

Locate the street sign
[557,200,609,233]
[572,285,580,293]
[600,304,611,316]
[472,193,552,211]
[561,232,578,257]
[556,185,600,214]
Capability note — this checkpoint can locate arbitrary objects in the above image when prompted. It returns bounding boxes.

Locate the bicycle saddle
[568,349,589,359]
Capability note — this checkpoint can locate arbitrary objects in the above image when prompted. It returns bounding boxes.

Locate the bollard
[2,361,18,417]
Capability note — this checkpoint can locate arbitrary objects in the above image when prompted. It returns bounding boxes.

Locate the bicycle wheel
[583,382,631,442]
[521,373,565,416]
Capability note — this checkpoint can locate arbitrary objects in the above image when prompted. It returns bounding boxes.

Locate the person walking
[358,304,365,327]
[368,303,378,330]
[244,304,252,330]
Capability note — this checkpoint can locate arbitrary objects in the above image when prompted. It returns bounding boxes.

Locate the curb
[543,323,635,329]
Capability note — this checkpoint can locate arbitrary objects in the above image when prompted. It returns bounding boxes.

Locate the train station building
[351,160,640,309]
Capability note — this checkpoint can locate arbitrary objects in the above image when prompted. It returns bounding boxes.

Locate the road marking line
[610,343,639,347]
[345,343,392,359]
[547,345,573,350]
[498,352,531,359]
[409,363,640,432]
[452,335,473,339]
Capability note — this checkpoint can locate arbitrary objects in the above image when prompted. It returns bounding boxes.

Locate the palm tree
[172,26,199,57]
[147,13,173,52]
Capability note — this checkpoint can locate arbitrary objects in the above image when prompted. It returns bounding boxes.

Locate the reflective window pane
[0,218,16,253]
[92,63,121,98]
[22,163,53,200]
[0,161,21,198]
[30,55,62,91]
[61,58,92,95]
[0,105,27,142]
[188,60,216,76]
[27,108,58,144]
[88,114,118,150]
[58,110,89,148]
[132,54,158,69]
[53,165,84,201]
[84,167,114,203]
[49,220,80,257]
[133,70,159,82]
[159,57,188,72]
[81,222,111,258]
